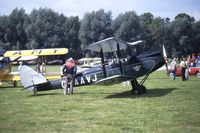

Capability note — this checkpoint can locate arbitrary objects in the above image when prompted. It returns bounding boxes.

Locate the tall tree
[148,17,166,48]
[112,11,141,42]
[170,13,194,55]
[79,9,113,49]
[0,15,10,49]
[191,20,200,53]
[139,12,154,50]
[64,16,81,58]
[25,8,67,49]
[0,8,28,50]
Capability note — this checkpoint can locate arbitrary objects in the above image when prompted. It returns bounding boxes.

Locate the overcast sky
[0,0,200,20]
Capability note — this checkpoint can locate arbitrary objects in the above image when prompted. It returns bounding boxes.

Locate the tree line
[0,8,200,58]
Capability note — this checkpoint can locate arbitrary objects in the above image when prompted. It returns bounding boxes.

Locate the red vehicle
[169,66,200,78]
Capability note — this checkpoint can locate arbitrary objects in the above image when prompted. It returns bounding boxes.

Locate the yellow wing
[4,48,68,57]
[3,73,21,81]
[4,72,61,81]
[44,72,61,80]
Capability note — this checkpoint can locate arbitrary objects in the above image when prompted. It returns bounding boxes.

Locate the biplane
[19,37,167,95]
[0,48,68,87]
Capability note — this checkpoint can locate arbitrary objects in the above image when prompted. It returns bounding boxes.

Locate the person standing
[40,63,46,75]
[36,62,41,73]
[180,58,186,81]
[185,56,190,80]
[18,62,23,71]
[62,58,77,95]
[170,58,177,80]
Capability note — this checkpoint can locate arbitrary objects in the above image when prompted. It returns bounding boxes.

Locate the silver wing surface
[93,75,133,85]
[19,65,48,91]
[87,37,143,53]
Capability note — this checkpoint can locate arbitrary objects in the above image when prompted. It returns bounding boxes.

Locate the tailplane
[19,65,47,91]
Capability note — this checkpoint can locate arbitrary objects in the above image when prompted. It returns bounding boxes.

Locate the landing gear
[13,81,17,87]
[131,79,147,95]
[33,87,37,95]
[5,81,18,87]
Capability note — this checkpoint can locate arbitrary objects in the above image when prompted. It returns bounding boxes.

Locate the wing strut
[117,42,123,75]
[100,48,107,78]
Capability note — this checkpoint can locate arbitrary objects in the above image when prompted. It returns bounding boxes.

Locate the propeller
[162,45,169,74]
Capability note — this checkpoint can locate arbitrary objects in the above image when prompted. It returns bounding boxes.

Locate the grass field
[0,66,200,133]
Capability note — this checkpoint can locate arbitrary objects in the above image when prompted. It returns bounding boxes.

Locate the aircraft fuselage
[35,50,165,91]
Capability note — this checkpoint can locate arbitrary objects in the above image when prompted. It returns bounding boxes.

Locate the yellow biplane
[0,48,68,87]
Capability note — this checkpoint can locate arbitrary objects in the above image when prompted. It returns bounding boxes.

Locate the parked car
[169,66,200,78]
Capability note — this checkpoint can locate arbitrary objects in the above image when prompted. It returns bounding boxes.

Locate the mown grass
[0,66,200,133]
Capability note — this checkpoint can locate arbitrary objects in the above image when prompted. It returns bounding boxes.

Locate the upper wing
[4,48,68,57]
[93,75,133,85]
[9,56,38,62]
[3,72,61,82]
[86,37,143,53]
[45,72,61,80]
[86,37,128,53]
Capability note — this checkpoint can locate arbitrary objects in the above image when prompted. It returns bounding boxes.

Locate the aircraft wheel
[33,88,37,95]
[197,72,200,78]
[131,86,142,95]
[13,81,17,87]
[140,85,147,93]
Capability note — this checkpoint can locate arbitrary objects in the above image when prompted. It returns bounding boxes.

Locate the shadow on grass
[0,86,21,90]
[75,92,115,95]
[28,92,61,97]
[106,88,177,99]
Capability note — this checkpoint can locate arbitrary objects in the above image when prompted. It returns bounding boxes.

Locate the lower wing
[3,73,20,81]
[93,75,134,85]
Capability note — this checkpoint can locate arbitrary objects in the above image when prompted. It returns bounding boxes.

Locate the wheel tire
[140,85,147,93]
[134,89,140,95]
[132,86,142,95]
[13,81,17,87]
[197,72,200,78]
[33,88,37,95]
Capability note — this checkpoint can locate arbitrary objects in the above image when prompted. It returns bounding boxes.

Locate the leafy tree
[0,8,28,50]
[139,13,154,50]
[64,16,81,58]
[140,12,154,28]
[79,9,113,49]
[1,8,200,59]
[25,8,67,49]
[170,13,194,55]
[0,15,9,49]
[148,17,166,48]
[113,11,141,42]
[191,21,200,53]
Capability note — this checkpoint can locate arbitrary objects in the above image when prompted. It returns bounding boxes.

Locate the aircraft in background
[0,48,68,87]
[20,37,167,95]
[77,57,101,67]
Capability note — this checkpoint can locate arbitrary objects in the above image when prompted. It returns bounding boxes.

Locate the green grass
[1,68,200,133]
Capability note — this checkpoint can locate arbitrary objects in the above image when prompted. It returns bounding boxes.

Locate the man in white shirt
[170,58,177,80]
[180,58,186,81]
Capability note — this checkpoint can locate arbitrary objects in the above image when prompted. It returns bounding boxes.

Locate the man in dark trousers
[62,57,77,95]
[180,58,186,81]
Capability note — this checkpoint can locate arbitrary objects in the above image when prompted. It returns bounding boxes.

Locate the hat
[67,57,73,62]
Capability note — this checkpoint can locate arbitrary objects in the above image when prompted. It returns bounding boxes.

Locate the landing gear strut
[33,87,37,95]
[13,81,17,87]
[131,79,147,95]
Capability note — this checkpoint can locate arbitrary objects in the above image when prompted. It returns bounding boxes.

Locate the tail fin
[19,65,47,91]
